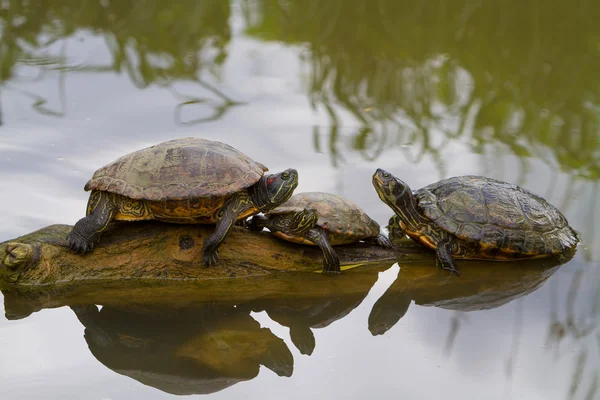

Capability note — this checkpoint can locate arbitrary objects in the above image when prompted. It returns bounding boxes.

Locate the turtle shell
[267,192,380,242]
[415,176,579,255]
[85,137,268,201]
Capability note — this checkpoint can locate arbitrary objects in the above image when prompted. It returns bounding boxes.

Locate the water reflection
[246,273,380,355]
[3,0,598,182]
[0,0,239,122]
[368,258,565,338]
[245,0,600,182]
[1,254,571,396]
[70,303,292,396]
[2,1,598,229]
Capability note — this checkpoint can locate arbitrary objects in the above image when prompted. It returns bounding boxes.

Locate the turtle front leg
[203,192,254,267]
[387,214,406,241]
[435,238,460,276]
[250,209,317,235]
[363,233,394,249]
[67,191,117,254]
[305,227,340,275]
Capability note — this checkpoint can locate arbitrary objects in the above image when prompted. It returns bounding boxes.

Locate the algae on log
[0,221,403,285]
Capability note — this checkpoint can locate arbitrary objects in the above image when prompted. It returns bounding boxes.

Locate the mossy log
[0,221,405,286]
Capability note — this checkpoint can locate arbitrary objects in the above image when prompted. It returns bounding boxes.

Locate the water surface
[0,1,598,399]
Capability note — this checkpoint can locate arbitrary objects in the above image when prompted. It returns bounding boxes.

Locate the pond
[0,1,598,399]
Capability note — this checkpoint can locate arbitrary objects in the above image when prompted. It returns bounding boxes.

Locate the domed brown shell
[415,176,579,255]
[267,192,381,241]
[84,137,268,201]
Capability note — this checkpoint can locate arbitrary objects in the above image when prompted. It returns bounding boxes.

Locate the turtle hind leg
[305,226,340,275]
[435,239,460,276]
[363,233,394,249]
[67,191,117,254]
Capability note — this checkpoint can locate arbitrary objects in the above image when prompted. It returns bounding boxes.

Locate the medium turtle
[372,169,579,275]
[66,137,299,266]
[248,192,393,274]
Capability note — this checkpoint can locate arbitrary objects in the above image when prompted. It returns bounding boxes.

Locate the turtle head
[372,169,419,227]
[259,168,299,211]
[289,208,319,235]
[372,169,412,206]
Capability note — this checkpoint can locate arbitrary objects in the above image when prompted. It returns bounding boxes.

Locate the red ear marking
[266,176,277,186]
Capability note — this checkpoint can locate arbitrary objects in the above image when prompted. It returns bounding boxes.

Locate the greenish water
[0,1,598,399]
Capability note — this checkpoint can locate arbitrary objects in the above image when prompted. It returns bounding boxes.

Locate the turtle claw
[377,234,394,249]
[322,262,341,275]
[66,230,95,254]
[202,249,219,267]
[436,258,460,276]
[321,256,341,275]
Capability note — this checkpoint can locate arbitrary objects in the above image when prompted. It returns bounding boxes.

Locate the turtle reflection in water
[372,169,579,275]
[66,137,298,266]
[248,192,393,274]
[70,304,293,396]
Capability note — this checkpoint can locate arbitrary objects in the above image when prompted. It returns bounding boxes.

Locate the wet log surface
[0,221,404,285]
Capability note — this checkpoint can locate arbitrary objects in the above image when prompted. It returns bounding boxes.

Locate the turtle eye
[382,172,391,178]
[281,172,290,180]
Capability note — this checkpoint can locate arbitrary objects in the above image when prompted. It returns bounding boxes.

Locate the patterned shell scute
[416,176,578,254]
[268,192,380,239]
[84,137,268,201]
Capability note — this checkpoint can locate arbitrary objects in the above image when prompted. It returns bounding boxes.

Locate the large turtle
[372,169,579,275]
[248,192,393,274]
[66,137,299,266]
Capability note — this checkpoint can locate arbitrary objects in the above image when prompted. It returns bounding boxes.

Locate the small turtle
[248,192,393,274]
[67,137,298,266]
[372,169,579,275]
